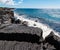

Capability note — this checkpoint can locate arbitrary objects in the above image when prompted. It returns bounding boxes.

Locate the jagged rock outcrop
[0,24,43,50]
[0,8,14,24]
[0,24,60,50]
[44,31,60,50]
[0,24,42,36]
[0,24,43,43]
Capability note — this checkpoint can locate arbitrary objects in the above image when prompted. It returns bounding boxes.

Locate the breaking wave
[14,12,60,39]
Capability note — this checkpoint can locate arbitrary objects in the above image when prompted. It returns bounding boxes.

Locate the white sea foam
[14,13,60,39]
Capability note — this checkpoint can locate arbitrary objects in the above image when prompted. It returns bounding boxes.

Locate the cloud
[14,0,23,5]
[0,0,23,5]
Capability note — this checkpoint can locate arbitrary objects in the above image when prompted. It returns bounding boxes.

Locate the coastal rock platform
[0,24,60,50]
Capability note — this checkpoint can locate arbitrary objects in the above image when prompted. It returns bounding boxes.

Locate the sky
[0,0,60,8]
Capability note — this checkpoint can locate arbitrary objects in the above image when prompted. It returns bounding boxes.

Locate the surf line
[14,13,60,39]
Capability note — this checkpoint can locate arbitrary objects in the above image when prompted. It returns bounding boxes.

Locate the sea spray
[14,13,60,39]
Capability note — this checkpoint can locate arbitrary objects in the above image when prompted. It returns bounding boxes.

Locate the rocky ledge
[0,24,60,50]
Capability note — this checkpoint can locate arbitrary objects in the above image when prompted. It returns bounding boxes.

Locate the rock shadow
[0,33,40,44]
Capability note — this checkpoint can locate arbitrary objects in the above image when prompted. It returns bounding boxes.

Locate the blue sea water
[14,8,60,33]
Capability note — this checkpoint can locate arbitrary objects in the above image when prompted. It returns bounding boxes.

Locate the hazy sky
[0,0,60,8]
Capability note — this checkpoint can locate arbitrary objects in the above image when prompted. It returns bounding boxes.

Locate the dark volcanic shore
[0,24,60,50]
[0,8,60,50]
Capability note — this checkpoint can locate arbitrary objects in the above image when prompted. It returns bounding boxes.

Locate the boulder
[15,19,22,24]
[0,24,43,43]
[0,8,14,24]
[0,24,42,36]
[45,31,60,50]
[22,21,28,26]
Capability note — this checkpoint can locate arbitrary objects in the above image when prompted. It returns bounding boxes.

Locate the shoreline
[0,7,60,50]
[14,13,60,39]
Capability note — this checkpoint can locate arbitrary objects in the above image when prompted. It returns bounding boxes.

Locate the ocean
[14,8,60,34]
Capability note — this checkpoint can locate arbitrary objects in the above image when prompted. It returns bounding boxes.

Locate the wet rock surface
[0,24,60,50]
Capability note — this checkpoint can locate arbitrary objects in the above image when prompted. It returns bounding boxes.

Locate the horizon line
[0,7,60,9]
